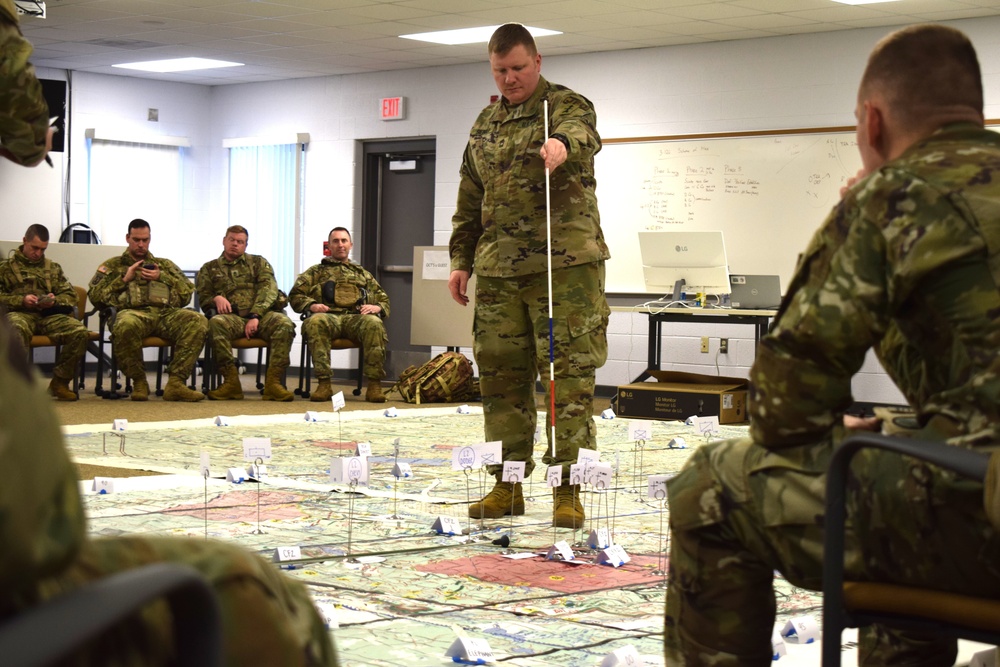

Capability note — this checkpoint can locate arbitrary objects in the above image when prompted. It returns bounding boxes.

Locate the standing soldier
[448,23,610,528]
[0,0,53,167]
[289,227,389,403]
[196,225,295,401]
[0,224,89,400]
[88,218,208,402]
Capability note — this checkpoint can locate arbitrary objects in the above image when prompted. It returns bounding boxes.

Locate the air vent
[83,38,161,49]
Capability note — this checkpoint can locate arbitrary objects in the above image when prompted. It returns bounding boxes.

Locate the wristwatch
[551,133,570,150]
[247,313,261,320]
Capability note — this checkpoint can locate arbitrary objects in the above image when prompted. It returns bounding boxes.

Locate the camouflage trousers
[6,311,89,380]
[302,313,386,381]
[473,262,610,481]
[665,435,1000,666]
[208,311,295,371]
[31,536,339,666]
[111,307,208,381]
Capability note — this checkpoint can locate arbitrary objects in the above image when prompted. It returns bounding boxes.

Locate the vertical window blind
[226,140,307,292]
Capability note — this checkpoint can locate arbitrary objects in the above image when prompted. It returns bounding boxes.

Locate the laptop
[729,275,782,309]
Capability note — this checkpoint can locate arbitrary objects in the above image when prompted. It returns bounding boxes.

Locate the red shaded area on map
[416,553,659,593]
[165,490,305,522]
[310,441,360,451]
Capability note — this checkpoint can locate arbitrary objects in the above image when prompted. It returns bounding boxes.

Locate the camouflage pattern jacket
[0,0,49,166]
[450,76,610,278]
[289,258,390,317]
[88,250,194,310]
[0,246,76,312]
[751,123,1000,459]
[196,253,279,317]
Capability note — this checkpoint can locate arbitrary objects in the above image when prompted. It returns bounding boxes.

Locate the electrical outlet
[700,336,709,353]
[720,338,729,354]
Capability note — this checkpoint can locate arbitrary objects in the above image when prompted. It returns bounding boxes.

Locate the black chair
[27,285,100,391]
[92,305,201,399]
[0,563,223,667]
[201,306,272,395]
[822,432,1000,665]
[294,311,363,398]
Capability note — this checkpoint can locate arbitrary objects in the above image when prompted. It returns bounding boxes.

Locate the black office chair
[822,433,1000,666]
[92,305,202,399]
[201,306,272,394]
[0,563,223,667]
[294,311,363,398]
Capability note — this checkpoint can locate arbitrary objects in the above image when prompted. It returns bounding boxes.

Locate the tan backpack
[390,352,479,404]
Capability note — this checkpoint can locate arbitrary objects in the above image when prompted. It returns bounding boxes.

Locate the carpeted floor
[55,372,614,427]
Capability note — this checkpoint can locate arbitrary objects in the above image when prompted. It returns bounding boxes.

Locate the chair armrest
[0,563,223,667]
[99,305,119,328]
[822,433,990,659]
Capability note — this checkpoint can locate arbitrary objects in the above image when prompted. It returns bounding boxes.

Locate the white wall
[44,15,1000,405]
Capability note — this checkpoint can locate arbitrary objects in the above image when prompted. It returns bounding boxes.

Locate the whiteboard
[595,129,862,294]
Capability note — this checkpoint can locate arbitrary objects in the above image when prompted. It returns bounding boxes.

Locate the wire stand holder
[346,479,358,562]
[103,431,126,455]
[652,489,669,586]
[203,468,210,540]
[251,457,265,535]
[631,439,646,498]
[502,472,520,554]
[390,437,403,520]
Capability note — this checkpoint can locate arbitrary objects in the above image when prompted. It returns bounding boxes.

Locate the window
[225,135,308,292]
[86,136,185,256]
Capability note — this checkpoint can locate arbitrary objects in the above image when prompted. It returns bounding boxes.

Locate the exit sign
[380,96,406,121]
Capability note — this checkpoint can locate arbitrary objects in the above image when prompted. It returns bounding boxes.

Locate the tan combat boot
[553,485,585,529]
[262,365,294,402]
[130,376,150,402]
[208,365,244,400]
[469,481,524,519]
[163,374,206,402]
[310,379,334,402]
[365,380,386,403]
[48,375,78,401]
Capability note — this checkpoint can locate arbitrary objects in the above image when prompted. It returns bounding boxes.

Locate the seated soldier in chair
[196,225,295,401]
[0,224,89,401]
[88,218,207,402]
[289,227,389,403]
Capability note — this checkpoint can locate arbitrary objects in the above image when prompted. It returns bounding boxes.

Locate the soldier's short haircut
[329,226,352,241]
[128,218,151,233]
[488,23,537,58]
[861,24,983,131]
[226,225,249,238]
[24,224,49,243]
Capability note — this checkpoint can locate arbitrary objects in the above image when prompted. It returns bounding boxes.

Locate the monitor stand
[668,278,687,308]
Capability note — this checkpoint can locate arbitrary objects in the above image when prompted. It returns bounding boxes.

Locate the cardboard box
[616,370,749,424]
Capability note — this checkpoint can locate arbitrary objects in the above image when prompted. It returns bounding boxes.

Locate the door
[360,138,436,379]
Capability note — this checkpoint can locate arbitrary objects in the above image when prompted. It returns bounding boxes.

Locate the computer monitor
[638,230,731,296]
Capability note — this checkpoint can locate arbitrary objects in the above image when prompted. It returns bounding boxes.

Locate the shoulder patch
[97,265,108,273]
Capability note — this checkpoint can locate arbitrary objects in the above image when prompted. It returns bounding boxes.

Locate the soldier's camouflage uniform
[196,253,295,373]
[665,123,1000,667]
[450,75,611,480]
[0,0,48,166]
[0,245,88,381]
[289,258,389,381]
[0,319,339,665]
[88,250,207,384]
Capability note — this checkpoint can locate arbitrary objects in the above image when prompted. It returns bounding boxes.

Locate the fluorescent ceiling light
[400,25,561,46]
[829,0,902,4]
[113,57,244,73]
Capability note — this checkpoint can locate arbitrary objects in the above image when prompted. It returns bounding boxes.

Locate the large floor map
[63,409,824,666]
